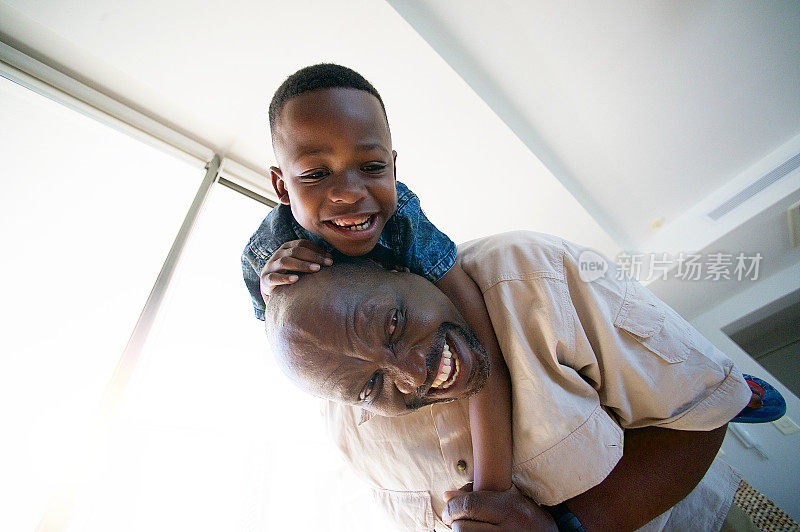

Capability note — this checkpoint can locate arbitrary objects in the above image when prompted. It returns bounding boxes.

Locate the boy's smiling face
[271,87,398,256]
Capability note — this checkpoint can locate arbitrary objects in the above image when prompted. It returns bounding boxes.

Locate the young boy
[241,64,513,494]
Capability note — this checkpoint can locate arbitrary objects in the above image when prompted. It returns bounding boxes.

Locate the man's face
[271,88,398,256]
[275,265,490,417]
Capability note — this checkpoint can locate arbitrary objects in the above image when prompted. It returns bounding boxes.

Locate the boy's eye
[359,372,381,402]
[300,169,328,180]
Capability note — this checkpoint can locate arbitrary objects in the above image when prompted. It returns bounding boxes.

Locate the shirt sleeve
[389,181,456,283]
[560,240,752,431]
[241,204,309,321]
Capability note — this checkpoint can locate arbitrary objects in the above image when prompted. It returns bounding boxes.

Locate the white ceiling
[1,0,799,255]
[388,0,800,247]
[0,0,616,253]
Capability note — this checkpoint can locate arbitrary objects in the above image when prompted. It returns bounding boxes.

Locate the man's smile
[430,341,459,390]
[413,326,483,406]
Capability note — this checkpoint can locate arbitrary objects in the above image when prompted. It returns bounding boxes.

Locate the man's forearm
[566,424,728,531]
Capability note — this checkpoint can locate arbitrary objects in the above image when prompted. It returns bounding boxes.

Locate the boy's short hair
[268,63,388,137]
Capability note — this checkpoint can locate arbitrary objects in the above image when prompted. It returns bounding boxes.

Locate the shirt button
[456,459,467,472]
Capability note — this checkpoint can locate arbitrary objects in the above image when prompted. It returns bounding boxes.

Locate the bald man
[265,231,753,532]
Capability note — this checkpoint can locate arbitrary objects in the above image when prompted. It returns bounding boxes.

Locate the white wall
[690,261,800,520]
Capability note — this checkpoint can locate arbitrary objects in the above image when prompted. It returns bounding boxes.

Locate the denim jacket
[241,181,457,320]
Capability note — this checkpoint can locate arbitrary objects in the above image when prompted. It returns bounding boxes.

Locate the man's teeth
[431,342,459,390]
[330,215,372,230]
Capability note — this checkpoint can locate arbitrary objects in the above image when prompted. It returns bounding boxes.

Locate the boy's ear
[392,150,397,181]
[270,166,291,205]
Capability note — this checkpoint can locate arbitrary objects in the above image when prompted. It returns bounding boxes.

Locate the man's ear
[271,166,291,205]
[392,150,397,181]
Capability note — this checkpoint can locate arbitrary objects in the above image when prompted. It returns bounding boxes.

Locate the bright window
[70,185,388,531]
[0,74,202,531]
[0,76,391,531]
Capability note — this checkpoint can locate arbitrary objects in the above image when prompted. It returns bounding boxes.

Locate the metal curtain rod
[0,39,277,205]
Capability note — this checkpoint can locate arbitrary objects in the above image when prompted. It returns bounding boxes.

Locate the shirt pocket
[613,279,691,364]
[371,488,435,532]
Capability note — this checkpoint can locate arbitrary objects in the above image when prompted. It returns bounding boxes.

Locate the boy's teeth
[331,215,372,230]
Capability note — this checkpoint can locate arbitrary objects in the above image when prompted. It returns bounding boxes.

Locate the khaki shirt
[323,231,751,531]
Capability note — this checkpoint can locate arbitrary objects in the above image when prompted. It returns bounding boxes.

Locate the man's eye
[362,163,387,173]
[388,309,399,337]
[359,372,380,402]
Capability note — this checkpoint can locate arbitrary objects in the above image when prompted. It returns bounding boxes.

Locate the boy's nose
[328,172,368,204]
[393,349,428,395]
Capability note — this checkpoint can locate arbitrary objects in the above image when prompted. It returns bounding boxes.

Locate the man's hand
[260,239,332,299]
[442,484,557,532]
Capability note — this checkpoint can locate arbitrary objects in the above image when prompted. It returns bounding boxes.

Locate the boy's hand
[260,240,332,298]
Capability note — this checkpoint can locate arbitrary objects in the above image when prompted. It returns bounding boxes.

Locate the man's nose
[328,171,368,204]
[393,349,428,395]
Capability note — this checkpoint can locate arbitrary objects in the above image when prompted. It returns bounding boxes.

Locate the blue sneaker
[731,375,787,423]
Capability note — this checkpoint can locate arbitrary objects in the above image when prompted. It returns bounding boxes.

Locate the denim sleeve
[241,250,266,321]
[241,204,302,321]
[392,181,457,283]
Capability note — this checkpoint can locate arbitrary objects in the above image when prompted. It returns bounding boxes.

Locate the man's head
[268,64,398,256]
[265,260,490,417]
